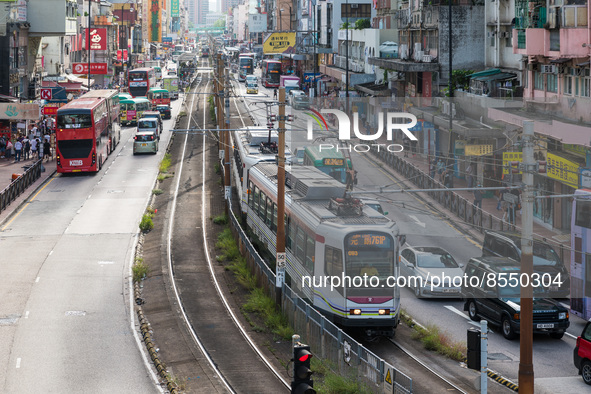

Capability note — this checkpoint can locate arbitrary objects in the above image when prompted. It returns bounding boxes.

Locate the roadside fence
[0,159,42,213]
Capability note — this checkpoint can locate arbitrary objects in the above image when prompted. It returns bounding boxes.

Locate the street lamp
[279,8,283,31]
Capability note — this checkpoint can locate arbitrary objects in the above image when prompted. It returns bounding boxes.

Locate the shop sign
[547,152,579,189]
[42,104,63,116]
[581,168,591,188]
[263,33,296,54]
[465,144,493,156]
[564,144,589,158]
[0,103,40,120]
[502,152,522,175]
[72,63,108,75]
[170,0,179,17]
[454,140,466,155]
[249,14,267,33]
[86,28,107,51]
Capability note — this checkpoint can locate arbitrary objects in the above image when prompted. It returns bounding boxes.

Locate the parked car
[462,256,570,340]
[574,321,591,385]
[482,231,570,298]
[133,131,159,155]
[379,41,399,58]
[156,105,172,119]
[400,246,464,298]
[289,89,309,110]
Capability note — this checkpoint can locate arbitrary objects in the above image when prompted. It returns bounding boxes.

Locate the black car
[156,105,172,119]
[462,256,570,340]
[482,231,570,298]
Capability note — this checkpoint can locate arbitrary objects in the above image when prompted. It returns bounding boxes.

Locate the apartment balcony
[513,27,589,58]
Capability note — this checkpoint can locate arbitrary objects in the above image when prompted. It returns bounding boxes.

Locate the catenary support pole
[276,87,287,307]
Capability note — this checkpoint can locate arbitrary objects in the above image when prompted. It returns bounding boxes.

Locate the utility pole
[519,120,535,393]
[224,67,231,208]
[447,0,453,157]
[276,87,287,307]
[88,0,91,91]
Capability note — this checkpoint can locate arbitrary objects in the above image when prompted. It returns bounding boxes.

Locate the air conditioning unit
[399,44,408,60]
[414,50,424,62]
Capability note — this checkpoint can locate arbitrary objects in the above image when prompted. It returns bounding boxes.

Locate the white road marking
[444,305,482,328]
[408,215,426,228]
[24,311,29,319]
[35,277,40,283]
[49,250,53,256]
[16,358,21,368]
[98,261,115,265]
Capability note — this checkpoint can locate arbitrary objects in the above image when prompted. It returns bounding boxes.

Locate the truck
[280,75,300,95]
[162,75,179,100]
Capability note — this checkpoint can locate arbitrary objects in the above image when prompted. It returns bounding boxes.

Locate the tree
[213,18,225,28]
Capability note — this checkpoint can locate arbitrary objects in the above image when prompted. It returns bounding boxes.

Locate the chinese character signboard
[249,14,267,33]
[86,28,107,51]
[171,0,179,17]
[119,25,127,49]
[117,50,122,61]
[263,33,296,54]
[503,152,523,175]
[465,145,494,156]
[123,49,128,61]
[547,152,579,189]
[72,63,109,75]
[150,0,162,43]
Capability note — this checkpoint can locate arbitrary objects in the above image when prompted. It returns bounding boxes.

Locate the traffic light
[292,344,315,394]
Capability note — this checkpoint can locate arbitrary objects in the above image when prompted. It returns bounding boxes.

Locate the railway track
[164,57,290,393]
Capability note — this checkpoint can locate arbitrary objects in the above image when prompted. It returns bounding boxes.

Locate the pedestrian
[14,139,22,162]
[437,158,445,181]
[273,88,278,100]
[473,184,483,209]
[31,137,38,159]
[43,139,51,161]
[410,139,417,157]
[403,136,410,157]
[466,162,473,189]
[5,139,12,160]
[443,169,452,188]
[429,158,436,179]
[22,136,30,160]
[0,137,5,158]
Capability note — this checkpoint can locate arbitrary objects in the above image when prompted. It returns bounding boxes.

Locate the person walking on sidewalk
[429,158,437,179]
[466,162,474,189]
[30,138,38,159]
[43,139,51,161]
[14,139,22,162]
[5,140,12,160]
[22,136,30,160]
[273,88,278,100]
[473,184,483,209]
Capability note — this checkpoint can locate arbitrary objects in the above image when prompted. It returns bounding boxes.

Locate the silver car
[400,246,464,298]
[133,131,159,155]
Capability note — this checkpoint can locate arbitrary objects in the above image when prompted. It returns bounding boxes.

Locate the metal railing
[0,159,43,213]
[227,209,413,393]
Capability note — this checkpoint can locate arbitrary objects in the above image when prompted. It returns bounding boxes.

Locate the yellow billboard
[547,152,579,189]
[263,33,296,54]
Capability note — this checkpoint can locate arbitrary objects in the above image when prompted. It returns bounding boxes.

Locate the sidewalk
[376,150,570,264]
[0,155,56,227]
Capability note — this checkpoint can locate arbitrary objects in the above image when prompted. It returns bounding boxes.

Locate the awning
[550,58,571,64]
[472,72,517,82]
[68,74,95,87]
[469,69,501,78]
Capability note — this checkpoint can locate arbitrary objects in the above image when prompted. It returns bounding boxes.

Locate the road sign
[384,363,394,392]
[40,89,52,100]
[276,252,286,268]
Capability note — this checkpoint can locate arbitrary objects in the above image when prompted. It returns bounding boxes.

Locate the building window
[534,71,544,90]
[575,68,590,97]
[547,73,558,93]
[563,68,573,95]
[341,4,371,19]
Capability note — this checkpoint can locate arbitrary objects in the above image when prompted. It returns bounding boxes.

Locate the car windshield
[296,150,305,158]
[138,120,157,128]
[511,237,561,266]
[417,253,459,268]
[366,204,384,214]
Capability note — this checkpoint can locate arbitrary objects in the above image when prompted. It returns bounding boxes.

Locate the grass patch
[243,287,293,340]
[410,323,466,362]
[208,95,216,122]
[216,228,241,261]
[139,213,154,233]
[159,153,172,173]
[132,258,149,282]
[152,189,163,195]
[212,213,228,225]
[214,163,221,174]
[178,111,187,118]
[157,173,173,182]
[311,359,372,394]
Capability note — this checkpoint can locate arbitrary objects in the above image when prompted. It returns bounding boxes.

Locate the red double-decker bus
[128,67,156,98]
[80,89,121,152]
[56,91,120,173]
[261,60,282,88]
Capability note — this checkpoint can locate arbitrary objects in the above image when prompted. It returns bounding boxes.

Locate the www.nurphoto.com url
[302,272,564,292]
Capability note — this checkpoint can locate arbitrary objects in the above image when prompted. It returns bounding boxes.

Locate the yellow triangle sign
[385,368,392,385]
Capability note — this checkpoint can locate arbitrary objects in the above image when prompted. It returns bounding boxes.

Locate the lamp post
[88,0,91,91]
[279,8,283,31]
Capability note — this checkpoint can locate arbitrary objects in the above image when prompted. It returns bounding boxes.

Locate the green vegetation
[152,189,163,195]
[139,212,154,233]
[354,19,371,30]
[132,257,149,282]
[178,110,187,118]
[311,359,372,394]
[214,163,221,174]
[208,96,216,122]
[159,153,172,173]
[212,213,228,225]
[401,311,466,362]
[215,227,293,340]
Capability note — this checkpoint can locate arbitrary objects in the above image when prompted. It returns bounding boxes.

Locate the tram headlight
[378,309,390,315]
[350,309,362,315]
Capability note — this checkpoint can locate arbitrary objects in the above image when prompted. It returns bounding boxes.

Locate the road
[234,66,587,385]
[0,95,184,393]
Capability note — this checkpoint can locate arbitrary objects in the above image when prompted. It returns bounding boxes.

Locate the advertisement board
[150,0,162,42]
[547,152,579,189]
[72,63,109,75]
[249,14,267,33]
[263,33,296,54]
[171,0,179,17]
[0,103,40,120]
[86,28,107,51]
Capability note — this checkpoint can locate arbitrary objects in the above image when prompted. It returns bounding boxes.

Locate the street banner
[117,50,122,61]
[86,28,107,50]
[0,103,40,120]
[72,63,109,75]
[171,0,179,17]
[263,32,296,54]
[123,49,128,61]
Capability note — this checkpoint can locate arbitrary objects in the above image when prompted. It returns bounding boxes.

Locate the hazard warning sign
[383,362,394,392]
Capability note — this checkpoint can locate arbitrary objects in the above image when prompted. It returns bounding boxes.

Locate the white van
[137,117,161,139]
